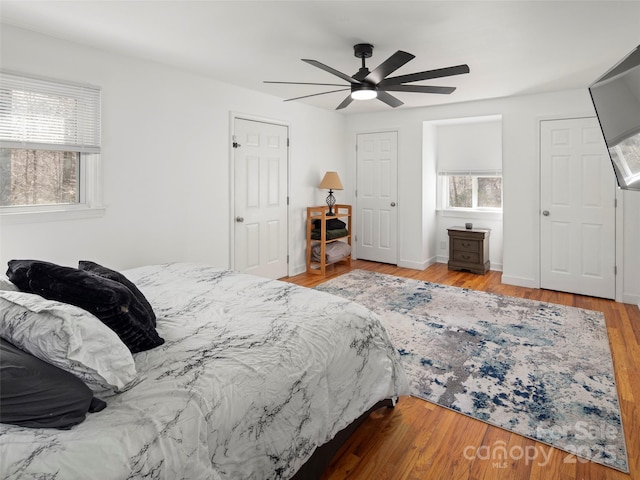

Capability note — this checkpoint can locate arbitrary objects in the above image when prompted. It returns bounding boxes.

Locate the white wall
[0,25,347,274]
[346,90,640,304]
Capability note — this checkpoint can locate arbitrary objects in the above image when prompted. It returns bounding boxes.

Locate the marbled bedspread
[0,263,408,479]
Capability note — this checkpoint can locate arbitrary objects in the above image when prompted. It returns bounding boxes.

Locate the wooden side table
[306,204,352,276]
[447,227,491,274]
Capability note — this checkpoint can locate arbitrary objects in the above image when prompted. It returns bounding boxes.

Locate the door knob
[236,216,244,222]
[542,210,550,216]
[390,202,396,207]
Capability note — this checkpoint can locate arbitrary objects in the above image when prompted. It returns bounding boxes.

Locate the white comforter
[0,263,408,479]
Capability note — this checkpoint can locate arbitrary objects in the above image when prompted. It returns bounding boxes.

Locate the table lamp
[318,171,343,216]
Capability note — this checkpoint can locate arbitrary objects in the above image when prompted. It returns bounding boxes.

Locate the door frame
[229,112,291,276]
[537,114,623,301]
[354,129,400,265]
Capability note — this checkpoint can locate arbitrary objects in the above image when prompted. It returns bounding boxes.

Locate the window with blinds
[0,71,101,210]
[434,116,503,212]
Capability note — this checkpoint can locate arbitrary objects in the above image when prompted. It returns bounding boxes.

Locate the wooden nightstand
[447,227,491,274]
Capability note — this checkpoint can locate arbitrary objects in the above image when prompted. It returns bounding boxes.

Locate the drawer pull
[462,255,471,260]
[462,242,471,248]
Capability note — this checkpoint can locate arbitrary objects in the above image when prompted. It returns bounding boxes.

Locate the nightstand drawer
[452,238,480,253]
[453,250,480,264]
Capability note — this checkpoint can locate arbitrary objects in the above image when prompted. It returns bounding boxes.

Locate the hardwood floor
[283,260,640,480]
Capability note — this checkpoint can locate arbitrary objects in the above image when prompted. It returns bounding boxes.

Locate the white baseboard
[289,264,306,277]
[398,257,436,271]
[621,292,640,306]
[501,274,538,289]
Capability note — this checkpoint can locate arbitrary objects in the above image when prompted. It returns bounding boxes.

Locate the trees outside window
[0,149,79,207]
[447,174,502,210]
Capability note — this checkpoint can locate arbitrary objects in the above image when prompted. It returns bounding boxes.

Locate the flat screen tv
[589,44,640,191]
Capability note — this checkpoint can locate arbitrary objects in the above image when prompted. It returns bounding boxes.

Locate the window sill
[0,206,106,225]
[437,209,503,221]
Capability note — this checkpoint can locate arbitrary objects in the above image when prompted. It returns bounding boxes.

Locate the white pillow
[0,290,137,393]
[0,275,18,291]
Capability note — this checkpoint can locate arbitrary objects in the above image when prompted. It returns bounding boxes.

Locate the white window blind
[436,119,502,173]
[0,71,101,153]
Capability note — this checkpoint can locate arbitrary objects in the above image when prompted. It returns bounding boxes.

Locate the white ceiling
[1,1,640,114]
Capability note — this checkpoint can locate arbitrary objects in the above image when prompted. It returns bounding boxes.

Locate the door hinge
[287,196,290,205]
[287,138,290,147]
[614,265,617,275]
[614,198,618,208]
[287,255,289,264]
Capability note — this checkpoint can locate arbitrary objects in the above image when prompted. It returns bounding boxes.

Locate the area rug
[315,270,628,472]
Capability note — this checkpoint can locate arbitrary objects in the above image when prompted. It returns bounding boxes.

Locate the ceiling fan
[264,43,470,110]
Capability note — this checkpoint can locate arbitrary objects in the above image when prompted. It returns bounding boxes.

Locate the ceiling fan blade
[382,85,456,94]
[336,95,354,110]
[302,59,361,84]
[377,91,404,108]
[283,88,350,102]
[379,64,470,86]
[364,50,415,84]
[264,81,347,87]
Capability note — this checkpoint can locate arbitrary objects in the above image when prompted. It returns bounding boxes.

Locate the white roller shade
[436,119,502,174]
[0,71,101,153]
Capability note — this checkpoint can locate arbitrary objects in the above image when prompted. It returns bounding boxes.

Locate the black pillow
[312,218,346,230]
[4,258,41,292]
[6,260,164,353]
[78,260,157,327]
[0,338,94,429]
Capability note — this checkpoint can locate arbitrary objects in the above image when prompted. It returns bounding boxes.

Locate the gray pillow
[0,338,94,429]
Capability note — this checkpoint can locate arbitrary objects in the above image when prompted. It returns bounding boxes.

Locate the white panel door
[540,117,616,299]
[233,118,288,279]
[356,131,398,264]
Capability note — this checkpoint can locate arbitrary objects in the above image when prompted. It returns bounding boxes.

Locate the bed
[0,262,409,479]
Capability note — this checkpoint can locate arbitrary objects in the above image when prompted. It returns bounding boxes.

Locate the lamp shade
[318,171,344,190]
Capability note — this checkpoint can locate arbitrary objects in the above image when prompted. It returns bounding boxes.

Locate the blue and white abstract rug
[315,270,628,472]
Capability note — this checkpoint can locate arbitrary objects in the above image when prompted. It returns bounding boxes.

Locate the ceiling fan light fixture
[265,43,469,109]
[351,84,377,100]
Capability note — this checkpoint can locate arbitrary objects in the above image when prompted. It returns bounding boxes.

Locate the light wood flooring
[283,260,640,480]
